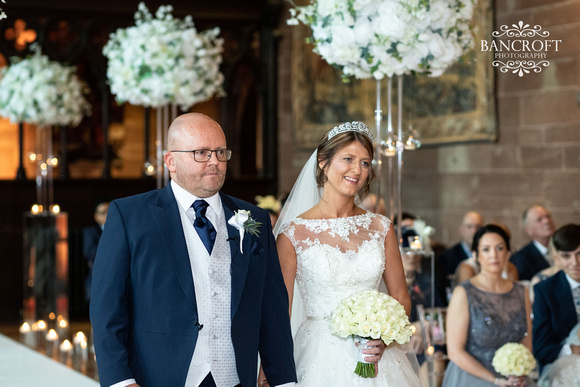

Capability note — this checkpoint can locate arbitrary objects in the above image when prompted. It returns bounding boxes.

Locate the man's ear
[165,151,176,172]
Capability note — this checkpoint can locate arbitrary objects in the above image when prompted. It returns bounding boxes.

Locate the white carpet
[0,334,99,386]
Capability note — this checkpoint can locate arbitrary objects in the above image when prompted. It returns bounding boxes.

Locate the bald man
[510,205,556,281]
[439,211,484,279]
[90,113,296,387]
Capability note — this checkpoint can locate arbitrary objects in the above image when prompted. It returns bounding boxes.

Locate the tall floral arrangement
[1,0,6,20]
[0,45,91,126]
[288,0,475,79]
[103,2,225,109]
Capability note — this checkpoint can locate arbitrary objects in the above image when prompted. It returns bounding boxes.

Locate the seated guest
[454,222,519,286]
[443,224,534,387]
[533,224,580,386]
[511,205,555,280]
[440,211,484,285]
[82,199,109,302]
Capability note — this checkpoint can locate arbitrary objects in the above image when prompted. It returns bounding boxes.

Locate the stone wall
[277,0,580,250]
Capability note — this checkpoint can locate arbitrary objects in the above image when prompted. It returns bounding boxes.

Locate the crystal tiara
[327,121,374,140]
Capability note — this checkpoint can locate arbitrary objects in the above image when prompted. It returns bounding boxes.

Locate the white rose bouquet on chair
[492,342,536,377]
[330,290,412,378]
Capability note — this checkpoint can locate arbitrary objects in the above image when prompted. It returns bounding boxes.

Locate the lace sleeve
[376,214,392,242]
[276,220,297,248]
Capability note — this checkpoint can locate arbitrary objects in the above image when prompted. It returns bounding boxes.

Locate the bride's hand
[359,339,386,376]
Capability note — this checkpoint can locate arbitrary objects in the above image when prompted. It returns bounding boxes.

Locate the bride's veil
[273,150,321,337]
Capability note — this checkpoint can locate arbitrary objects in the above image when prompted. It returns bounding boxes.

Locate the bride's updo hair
[316,125,375,200]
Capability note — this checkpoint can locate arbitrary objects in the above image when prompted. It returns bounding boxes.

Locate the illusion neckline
[295,211,373,222]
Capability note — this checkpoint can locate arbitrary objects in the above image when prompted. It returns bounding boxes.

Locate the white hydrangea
[287,0,475,79]
[0,0,6,21]
[492,342,537,377]
[0,45,91,126]
[103,2,225,109]
[330,289,412,345]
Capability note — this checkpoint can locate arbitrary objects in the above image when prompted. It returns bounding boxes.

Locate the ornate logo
[481,21,562,77]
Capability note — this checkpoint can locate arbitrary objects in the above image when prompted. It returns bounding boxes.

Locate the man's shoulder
[511,241,536,259]
[535,270,565,294]
[441,242,464,257]
[113,187,168,207]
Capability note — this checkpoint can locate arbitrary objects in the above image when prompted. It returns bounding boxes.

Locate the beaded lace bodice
[279,212,389,320]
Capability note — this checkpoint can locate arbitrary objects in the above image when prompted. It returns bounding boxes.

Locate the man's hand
[571,344,580,355]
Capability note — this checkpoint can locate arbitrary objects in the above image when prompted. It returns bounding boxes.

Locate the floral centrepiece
[330,290,412,377]
[228,210,262,253]
[492,342,537,377]
[255,195,282,213]
[411,219,435,251]
[0,45,91,126]
[103,2,225,109]
[287,0,475,79]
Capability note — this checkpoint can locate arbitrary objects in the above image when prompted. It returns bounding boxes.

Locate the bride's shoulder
[296,207,319,220]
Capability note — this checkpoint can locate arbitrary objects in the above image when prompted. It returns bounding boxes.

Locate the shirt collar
[171,180,222,215]
[533,240,549,256]
[564,272,580,290]
[460,241,472,257]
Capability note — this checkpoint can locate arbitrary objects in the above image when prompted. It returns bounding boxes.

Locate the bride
[264,122,421,386]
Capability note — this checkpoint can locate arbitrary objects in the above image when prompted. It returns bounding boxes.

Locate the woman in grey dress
[442,224,535,387]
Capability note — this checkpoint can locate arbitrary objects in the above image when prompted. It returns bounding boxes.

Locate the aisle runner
[0,334,98,386]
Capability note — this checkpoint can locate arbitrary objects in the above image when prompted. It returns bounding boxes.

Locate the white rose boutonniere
[228,210,262,253]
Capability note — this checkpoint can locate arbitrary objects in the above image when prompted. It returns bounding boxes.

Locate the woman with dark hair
[442,224,535,387]
[266,122,421,386]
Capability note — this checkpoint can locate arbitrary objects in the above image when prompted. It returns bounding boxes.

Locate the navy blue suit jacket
[89,184,296,386]
[532,270,576,374]
[510,241,549,281]
[439,242,468,277]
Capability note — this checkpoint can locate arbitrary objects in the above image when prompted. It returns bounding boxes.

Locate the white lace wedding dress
[278,212,422,386]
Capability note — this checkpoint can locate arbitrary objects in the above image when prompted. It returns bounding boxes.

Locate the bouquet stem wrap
[354,336,375,378]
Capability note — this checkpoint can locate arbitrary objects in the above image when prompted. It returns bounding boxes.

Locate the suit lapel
[555,271,576,328]
[220,192,251,319]
[150,185,198,316]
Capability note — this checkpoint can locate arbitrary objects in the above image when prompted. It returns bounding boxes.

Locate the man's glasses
[171,149,232,163]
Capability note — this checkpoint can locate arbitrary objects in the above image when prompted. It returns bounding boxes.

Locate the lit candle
[60,339,72,352]
[45,329,59,358]
[36,320,47,351]
[19,322,36,347]
[80,339,88,362]
[73,331,87,360]
[57,318,69,338]
[60,339,73,365]
[37,320,47,331]
[73,331,86,345]
[409,236,422,251]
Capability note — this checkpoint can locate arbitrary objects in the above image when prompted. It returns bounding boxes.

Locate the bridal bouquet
[492,342,537,377]
[1,0,6,20]
[0,44,91,126]
[330,290,412,377]
[287,0,475,79]
[103,2,225,109]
